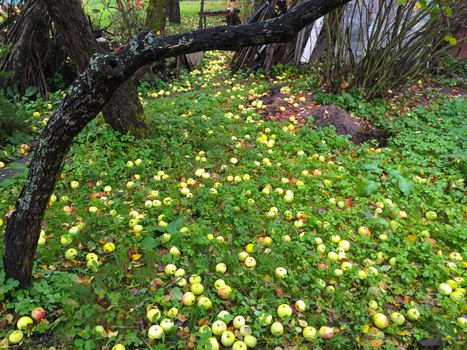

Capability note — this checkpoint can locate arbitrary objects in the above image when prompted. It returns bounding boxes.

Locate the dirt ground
[259,88,388,146]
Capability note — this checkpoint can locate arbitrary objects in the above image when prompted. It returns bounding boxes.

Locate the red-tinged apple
[319,326,334,339]
[221,331,236,347]
[160,319,174,333]
[373,313,389,329]
[182,292,196,306]
[358,226,371,236]
[233,315,246,329]
[303,326,317,340]
[31,307,46,321]
[218,285,232,299]
[295,300,306,312]
[407,308,420,321]
[148,325,164,340]
[216,263,227,274]
[232,341,247,350]
[65,248,78,260]
[17,316,33,330]
[8,330,24,344]
[212,320,227,335]
[390,312,405,325]
[270,321,284,336]
[277,304,293,318]
[191,283,204,295]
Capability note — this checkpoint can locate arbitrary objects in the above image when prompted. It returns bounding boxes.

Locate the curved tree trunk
[0,0,51,97]
[42,0,146,134]
[3,0,350,287]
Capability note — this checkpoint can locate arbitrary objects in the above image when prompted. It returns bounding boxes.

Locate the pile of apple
[7,307,46,345]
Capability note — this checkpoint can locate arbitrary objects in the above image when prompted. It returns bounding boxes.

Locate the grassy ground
[0,54,466,349]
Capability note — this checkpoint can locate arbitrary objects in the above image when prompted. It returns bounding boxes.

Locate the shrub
[0,95,32,147]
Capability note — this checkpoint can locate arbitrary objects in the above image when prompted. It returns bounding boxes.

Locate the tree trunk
[0,0,51,97]
[168,0,180,24]
[42,0,146,134]
[146,0,167,34]
[3,0,351,287]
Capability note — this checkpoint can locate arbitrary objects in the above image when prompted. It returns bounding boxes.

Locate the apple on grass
[244,334,257,347]
[148,325,164,340]
[182,292,196,306]
[319,326,334,339]
[221,330,236,347]
[232,341,247,350]
[373,313,389,329]
[160,319,174,333]
[112,344,125,350]
[206,338,219,350]
[31,307,46,321]
[303,326,317,341]
[390,312,405,325]
[277,304,293,318]
[271,321,284,336]
[407,308,420,321]
[211,320,227,336]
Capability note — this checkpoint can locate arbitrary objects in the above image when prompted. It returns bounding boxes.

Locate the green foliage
[0,96,32,147]
[0,53,465,349]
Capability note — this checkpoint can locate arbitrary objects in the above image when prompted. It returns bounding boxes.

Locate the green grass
[0,53,466,349]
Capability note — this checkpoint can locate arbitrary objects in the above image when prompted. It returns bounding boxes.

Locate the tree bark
[167,0,181,24]
[4,0,351,287]
[42,0,146,134]
[0,0,51,97]
[146,0,167,34]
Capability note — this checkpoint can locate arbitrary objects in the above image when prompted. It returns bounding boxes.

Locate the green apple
[438,283,452,295]
[212,320,227,335]
[147,308,161,322]
[191,283,204,295]
[206,338,219,350]
[449,291,464,303]
[270,321,284,336]
[94,325,105,338]
[425,211,437,220]
[159,319,174,333]
[275,267,287,278]
[17,316,33,330]
[164,264,177,275]
[198,296,212,309]
[221,330,236,347]
[244,334,257,347]
[407,308,420,321]
[277,304,293,318]
[258,313,272,326]
[8,330,24,344]
[65,248,78,260]
[167,307,178,319]
[189,275,202,284]
[232,341,247,350]
[390,312,405,325]
[457,316,467,327]
[112,345,125,350]
[373,313,389,329]
[368,300,378,310]
[295,300,306,312]
[303,326,317,341]
[233,315,246,329]
[148,325,164,340]
[216,263,227,274]
[103,242,115,253]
